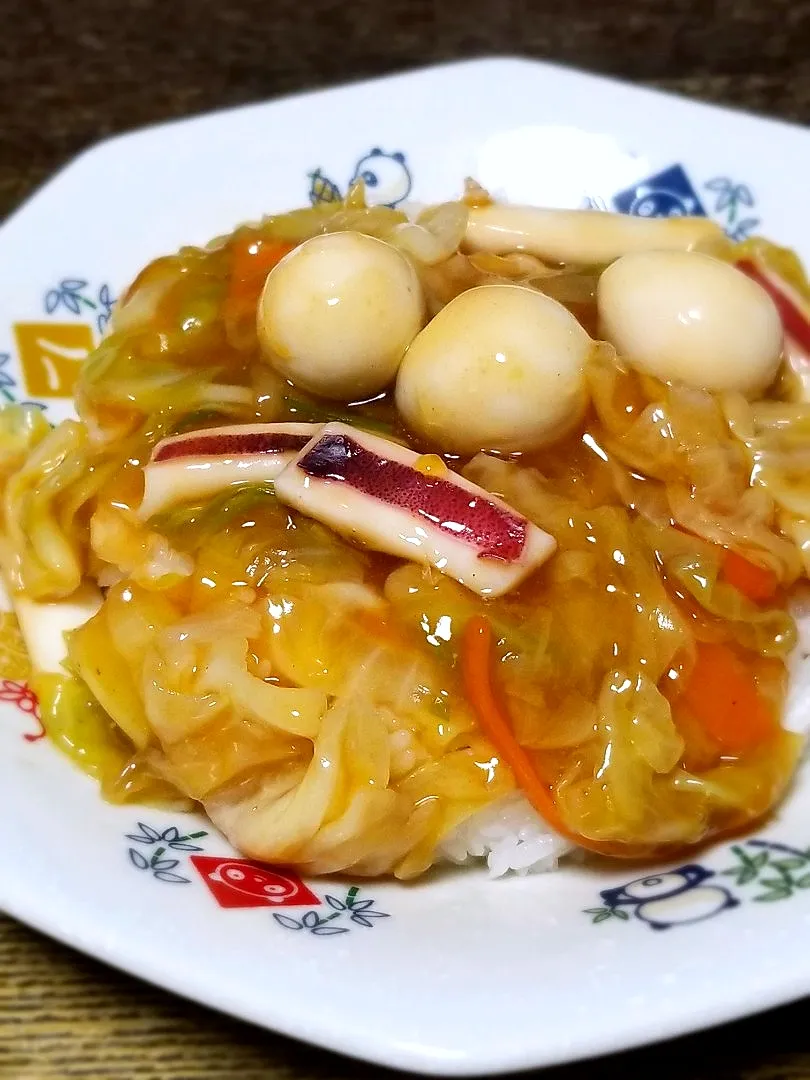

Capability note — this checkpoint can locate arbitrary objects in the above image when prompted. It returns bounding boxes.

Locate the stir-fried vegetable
[223,237,293,350]
[722,549,779,604]
[1,183,810,878]
[461,614,563,832]
[681,642,779,755]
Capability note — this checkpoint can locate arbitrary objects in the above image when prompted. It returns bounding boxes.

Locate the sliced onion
[387,202,469,266]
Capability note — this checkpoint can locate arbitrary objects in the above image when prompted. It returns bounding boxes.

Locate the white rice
[438,792,572,878]
[786,598,810,737]
[441,603,810,879]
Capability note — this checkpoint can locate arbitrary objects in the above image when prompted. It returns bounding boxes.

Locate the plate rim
[4,53,810,235]
[4,852,810,1077]
[4,53,810,1077]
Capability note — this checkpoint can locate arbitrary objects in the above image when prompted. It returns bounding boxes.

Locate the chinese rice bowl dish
[5,180,810,879]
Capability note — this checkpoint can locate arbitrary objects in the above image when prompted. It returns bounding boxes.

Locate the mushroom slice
[273,423,556,597]
[139,423,321,518]
[464,204,723,266]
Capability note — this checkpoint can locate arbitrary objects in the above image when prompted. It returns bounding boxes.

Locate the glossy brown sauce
[58,223,804,861]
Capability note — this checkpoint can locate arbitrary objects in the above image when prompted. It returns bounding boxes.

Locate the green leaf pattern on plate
[586,838,810,928]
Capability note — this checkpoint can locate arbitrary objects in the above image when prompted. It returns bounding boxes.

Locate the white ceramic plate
[3,57,810,1077]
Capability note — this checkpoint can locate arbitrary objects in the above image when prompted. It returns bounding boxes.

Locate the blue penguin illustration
[349,148,412,208]
[600,865,739,930]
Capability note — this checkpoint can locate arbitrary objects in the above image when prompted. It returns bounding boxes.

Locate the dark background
[3,0,810,1076]
[3,0,810,220]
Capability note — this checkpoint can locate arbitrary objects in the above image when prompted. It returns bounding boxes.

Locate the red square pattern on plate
[189,855,320,908]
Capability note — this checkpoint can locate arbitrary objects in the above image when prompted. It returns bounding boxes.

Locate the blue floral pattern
[44,279,116,335]
[122,824,392,938]
[0,351,47,411]
[273,886,390,936]
[0,353,17,405]
[125,822,208,885]
[721,839,810,901]
[704,177,760,241]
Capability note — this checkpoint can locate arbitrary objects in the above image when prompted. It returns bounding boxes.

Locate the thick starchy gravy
[4,190,810,877]
[63,350,801,862]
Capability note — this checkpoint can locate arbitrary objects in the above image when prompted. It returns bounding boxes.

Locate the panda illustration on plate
[600,865,739,930]
[308,147,413,209]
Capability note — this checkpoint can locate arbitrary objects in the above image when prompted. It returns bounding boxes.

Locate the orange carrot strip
[462,617,756,859]
[681,641,779,755]
[224,238,294,320]
[721,549,778,604]
[231,238,293,282]
[461,615,567,834]
[671,525,779,604]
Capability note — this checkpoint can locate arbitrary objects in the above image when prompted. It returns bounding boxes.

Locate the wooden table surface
[3,1,810,1076]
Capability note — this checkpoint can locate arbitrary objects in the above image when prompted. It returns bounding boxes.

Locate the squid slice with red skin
[139,422,321,519]
[273,423,556,597]
[737,258,810,399]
